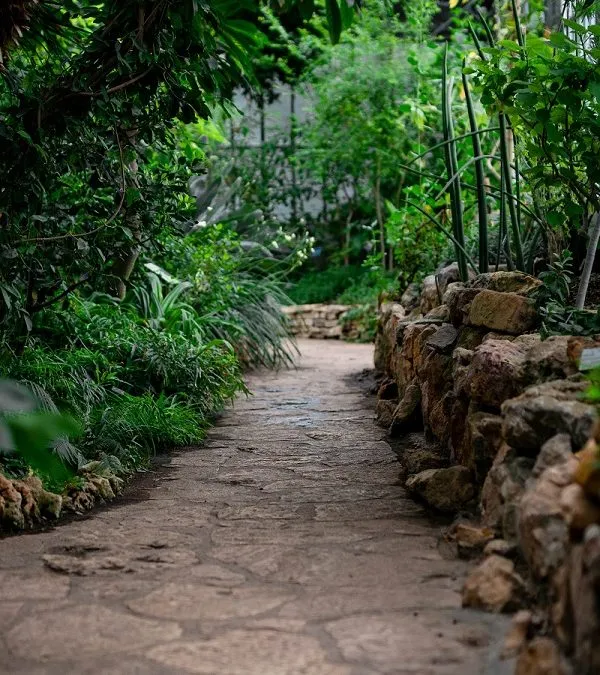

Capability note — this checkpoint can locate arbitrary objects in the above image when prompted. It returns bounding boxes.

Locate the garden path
[0,340,512,674]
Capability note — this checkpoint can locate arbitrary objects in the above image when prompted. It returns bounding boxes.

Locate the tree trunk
[575,212,600,310]
[544,0,563,31]
[108,7,145,300]
[374,159,386,270]
[109,127,141,300]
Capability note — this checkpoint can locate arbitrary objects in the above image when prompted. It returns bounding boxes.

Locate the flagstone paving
[0,340,512,674]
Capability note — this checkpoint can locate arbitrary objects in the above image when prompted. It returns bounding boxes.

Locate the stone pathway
[0,340,511,674]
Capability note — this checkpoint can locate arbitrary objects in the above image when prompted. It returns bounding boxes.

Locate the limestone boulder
[573,439,600,500]
[400,322,438,386]
[420,262,464,315]
[515,637,570,675]
[400,282,421,312]
[522,335,578,383]
[375,399,397,429]
[445,285,481,327]
[88,476,116,501]
[468,339,528,409]
[460,411,503,480]
[480,444,534,538]
[456,325,487,351]
[502,610,534,659]
[484,539,517,558]
[502,383,597,453]
[448,396,470,463]
[466,290,538,335]
[420,275,441,315]
[0,473,24,530]
[425,323,458,353]
[551,562,573,651]
[451,522,495,558]
[424,304,451,321]
[405,466,475,512]
[462,555,526,612]
[452,347,474,399]
[424,390,455,448]
[532,434,573,479]
[518,459,576,578]
[19,475,62,520]
[469,271,542,296]
[394,433,448,475]
[373,332,387,372]
[389,383,422,436]
[560,483,600,532]
[375,303,406,372]
[568,531,600,675]
[377,378,398,401]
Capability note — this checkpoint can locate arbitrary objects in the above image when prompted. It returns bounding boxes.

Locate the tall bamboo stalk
[442,43,468,281]
[462,64,489,273]
[499,112,525,270]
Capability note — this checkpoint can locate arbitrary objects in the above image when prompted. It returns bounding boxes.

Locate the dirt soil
[0,340,512,674]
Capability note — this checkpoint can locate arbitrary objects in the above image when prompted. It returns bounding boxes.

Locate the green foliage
[535,250,600,338]
[0,0,360,499]
[472,10,600,220]
[0,380,81,490]
[536,250,574,307]
[155,224,302,368]
[340,305,379,343]
[288,266,368,304]
[584,366,600,404]
[464,1,600,296]
[89,393,208,461]
[1,298,246,479]
[299,0,447,272]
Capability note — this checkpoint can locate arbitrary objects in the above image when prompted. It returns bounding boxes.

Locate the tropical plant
[468,0,600,301]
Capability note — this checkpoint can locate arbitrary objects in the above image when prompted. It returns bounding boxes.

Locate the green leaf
[339,0,354,30]
[125,187,141,207]
[563,19,587,35]
[549,32,573,50]
[498,39,521,51]
[547,211,562,227]
[298,0,315,20]
[526,35,553,58]
[589,81,600,101]
[2,411,81,482]
[325,0,342,44]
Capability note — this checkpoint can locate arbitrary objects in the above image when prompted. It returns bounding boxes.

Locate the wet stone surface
[0,340,511,674]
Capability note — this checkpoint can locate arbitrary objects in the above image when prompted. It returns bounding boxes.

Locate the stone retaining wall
[374,264,600,673]
[283,304,359,340]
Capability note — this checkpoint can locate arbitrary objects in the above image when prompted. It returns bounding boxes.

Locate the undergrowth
[0,224,297,492]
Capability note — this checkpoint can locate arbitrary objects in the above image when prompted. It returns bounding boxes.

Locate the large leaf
[325,0,342,44]
[2,412,81,483]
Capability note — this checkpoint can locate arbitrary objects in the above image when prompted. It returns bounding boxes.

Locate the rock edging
[282,303,359,340]
[0,465,124,534]
[374,264,600,673]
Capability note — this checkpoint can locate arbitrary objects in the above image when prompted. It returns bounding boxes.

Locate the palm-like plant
[130,270,205,344]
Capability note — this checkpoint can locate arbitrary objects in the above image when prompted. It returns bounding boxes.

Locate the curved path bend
[0,340,510,675]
